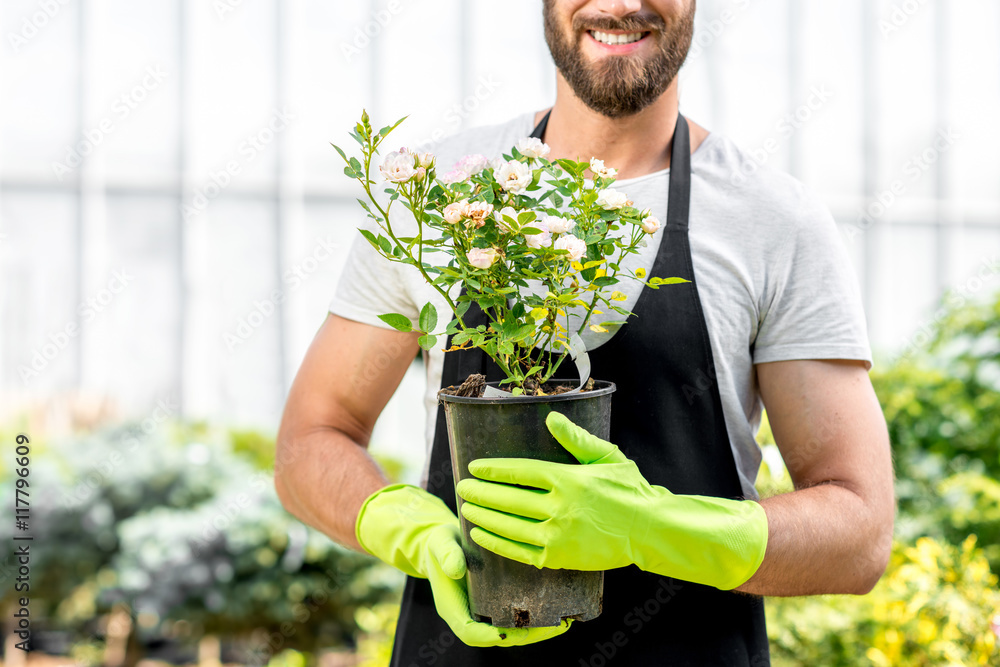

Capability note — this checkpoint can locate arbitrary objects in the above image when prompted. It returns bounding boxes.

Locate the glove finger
[546,412,627,464]
[456,479,551,521]
[467,458,558,490]
[470,526,546,568]
[427,525,467,580]
[503,619,574,646]
[426,559,570,647]
[461,502,547,547]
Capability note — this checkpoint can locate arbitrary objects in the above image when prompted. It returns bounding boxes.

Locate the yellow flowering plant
[334,110,686,394]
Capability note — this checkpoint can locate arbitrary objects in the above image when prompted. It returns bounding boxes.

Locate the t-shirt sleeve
[328,219,420,330]
[752,195,873,370]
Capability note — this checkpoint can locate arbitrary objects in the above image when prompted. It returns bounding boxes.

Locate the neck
[536,75,697,180]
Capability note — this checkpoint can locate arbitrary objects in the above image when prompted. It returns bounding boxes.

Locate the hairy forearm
[734,483,893,597]
[275,426,390,552]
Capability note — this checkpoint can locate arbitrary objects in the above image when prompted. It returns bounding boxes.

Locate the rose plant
[333,111,685,395]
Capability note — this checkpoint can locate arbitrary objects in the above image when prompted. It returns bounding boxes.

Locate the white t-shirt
[329,110,872,499]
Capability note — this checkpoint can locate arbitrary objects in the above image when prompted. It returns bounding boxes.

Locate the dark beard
[543,1,696,118]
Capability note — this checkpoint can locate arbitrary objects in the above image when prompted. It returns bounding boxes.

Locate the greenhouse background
[1,0,999,665]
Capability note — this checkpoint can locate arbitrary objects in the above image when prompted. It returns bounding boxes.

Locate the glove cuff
[715,499,769,590]
[633,490,769,591]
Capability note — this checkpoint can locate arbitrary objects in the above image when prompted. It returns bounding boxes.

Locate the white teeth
[590,30,644,45]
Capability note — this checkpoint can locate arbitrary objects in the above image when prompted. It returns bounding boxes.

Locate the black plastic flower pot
[438,379,615,628]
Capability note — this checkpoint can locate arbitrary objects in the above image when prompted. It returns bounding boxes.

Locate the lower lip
[585,31,650,54]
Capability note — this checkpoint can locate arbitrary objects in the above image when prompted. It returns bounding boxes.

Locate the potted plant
[333,111,685,627]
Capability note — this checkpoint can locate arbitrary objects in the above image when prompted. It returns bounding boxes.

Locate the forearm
[734,483,892,597]
[275,426,390,552]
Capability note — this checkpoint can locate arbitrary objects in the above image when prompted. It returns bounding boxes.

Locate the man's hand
[356,484,573,647]
[456,412,769,590]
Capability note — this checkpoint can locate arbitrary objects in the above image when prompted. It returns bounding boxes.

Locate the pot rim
[438,379,616,405]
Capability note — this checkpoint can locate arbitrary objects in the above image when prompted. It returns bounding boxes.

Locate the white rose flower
[465,201,494,227]
[440,169,469,184]
[543,215,574,235]
[380,149,417,183]
[495,160,533,194]
[589,157,618,179]
[494,206,518,233]
[416,152,435,169]
[640,215,662,235]
[516,137,551,159]
[443,201,467,225]
[457,154,489,175]
[595,188,629,210]
[467,247,499,269]
[554,234,587,262]
[524,218,552,249]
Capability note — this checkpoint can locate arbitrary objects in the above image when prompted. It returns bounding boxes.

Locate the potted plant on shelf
[333,110,686,628]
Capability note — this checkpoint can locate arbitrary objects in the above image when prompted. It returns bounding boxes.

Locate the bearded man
[275,2,895,664]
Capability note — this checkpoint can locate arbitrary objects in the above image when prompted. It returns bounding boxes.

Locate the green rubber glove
[455,413,769,591]
[355,483,573,646]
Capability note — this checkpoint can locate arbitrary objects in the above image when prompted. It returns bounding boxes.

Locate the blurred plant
[872,291,1000,571]
[767,536,1000,666]
[0,422,401,662]
[354,602,401,666]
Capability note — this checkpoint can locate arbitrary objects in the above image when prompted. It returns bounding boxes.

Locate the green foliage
[767,536,1000,666]
[872,292,1000,571]
[230,428,278,470]
[0,422,400,655]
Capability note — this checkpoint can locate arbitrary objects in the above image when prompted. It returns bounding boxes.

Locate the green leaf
[419,302,438,333]
[344,166,359,179]
[331,143,349,163]
[378,313,413,332]
[513,324,536,340]
[358,228,382,253]
[418,334,438,350]
[590,276,619,288]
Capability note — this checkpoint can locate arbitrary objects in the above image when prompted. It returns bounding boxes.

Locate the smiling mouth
[588,30,650,46]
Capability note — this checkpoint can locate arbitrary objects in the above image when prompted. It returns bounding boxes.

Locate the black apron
[390,112,770,666]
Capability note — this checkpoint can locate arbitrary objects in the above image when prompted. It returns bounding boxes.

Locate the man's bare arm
[275,314,420,551]
[736,359,895,596]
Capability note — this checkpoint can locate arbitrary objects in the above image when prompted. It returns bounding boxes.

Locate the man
[276,0,895,664]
